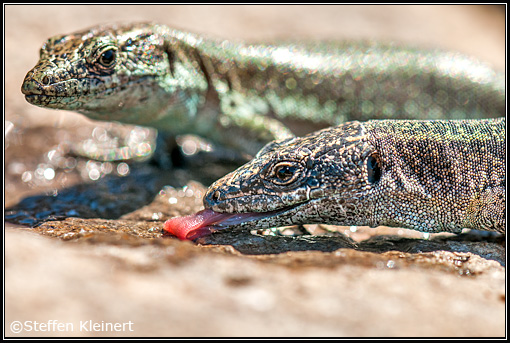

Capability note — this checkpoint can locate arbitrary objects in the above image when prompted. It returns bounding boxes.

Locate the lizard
[21,22,505,157]
[164,118,505,240]
[20,22,505,239]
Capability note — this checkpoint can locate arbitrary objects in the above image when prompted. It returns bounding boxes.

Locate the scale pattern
[22,22,505,155]
[204,118,505,233]
[21,23,506,233]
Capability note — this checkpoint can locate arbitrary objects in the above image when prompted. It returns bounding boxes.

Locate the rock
[5,226,505,337]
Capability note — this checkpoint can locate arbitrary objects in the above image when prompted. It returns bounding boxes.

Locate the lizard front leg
[213,91,295,157]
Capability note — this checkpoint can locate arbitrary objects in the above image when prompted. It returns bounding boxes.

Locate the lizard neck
[362,119,505,233]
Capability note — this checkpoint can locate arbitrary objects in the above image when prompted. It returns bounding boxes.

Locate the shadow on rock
[5,164,191,227]
[199,229,505,266]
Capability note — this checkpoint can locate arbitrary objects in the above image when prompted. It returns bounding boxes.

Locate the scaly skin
[21,22,505,156]
[203,118,505,234]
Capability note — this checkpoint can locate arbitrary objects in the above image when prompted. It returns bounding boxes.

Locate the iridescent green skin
[22,22,505,156]
[204,118,505,233]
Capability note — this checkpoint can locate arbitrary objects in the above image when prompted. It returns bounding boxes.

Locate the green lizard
[179,118,504,239]
[21,22,504,157]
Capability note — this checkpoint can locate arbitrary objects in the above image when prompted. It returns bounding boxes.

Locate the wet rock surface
[5,5,505,337]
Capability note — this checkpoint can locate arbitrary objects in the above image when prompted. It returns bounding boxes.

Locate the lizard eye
[270,162,302,186]
[98,47,117,68]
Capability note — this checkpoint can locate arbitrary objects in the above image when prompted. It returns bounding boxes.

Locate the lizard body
[22,22,505,156]
[201,118,505,235]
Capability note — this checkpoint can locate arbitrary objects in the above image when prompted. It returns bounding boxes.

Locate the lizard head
[201,121,382,230]
[21,22,208,131]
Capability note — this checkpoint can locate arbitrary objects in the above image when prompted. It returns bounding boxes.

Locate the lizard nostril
[212,190,221,201]
[204,189,222,208]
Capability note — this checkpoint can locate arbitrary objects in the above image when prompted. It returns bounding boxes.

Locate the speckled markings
[21,23,506,235]
[204,118,505,234]
[22,22,505,156]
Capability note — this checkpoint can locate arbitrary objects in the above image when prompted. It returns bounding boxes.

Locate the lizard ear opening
[367,153,381,184]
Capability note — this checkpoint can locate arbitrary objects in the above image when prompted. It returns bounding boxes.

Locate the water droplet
[117,162,130,176]
[43,167,55,180]
[285,78,297,90]
[134,142,152,157]
[88,169,100,181]
[185,188,194,197]
[101,162,113,174]
[181,140,198,155]
[92,127,109,141]
[21,171,32,182]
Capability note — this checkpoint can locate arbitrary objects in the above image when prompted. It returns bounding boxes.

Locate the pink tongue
[163,209,240,240]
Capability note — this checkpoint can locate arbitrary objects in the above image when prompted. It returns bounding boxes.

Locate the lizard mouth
[22,80,109,108]
[23,93,96,110]
[22,76,151,104]
[24,93,76,103]
[163,204,302,240]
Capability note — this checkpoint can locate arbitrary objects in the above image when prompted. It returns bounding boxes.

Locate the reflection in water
[5,117,237,228]
[5,118,219,195]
